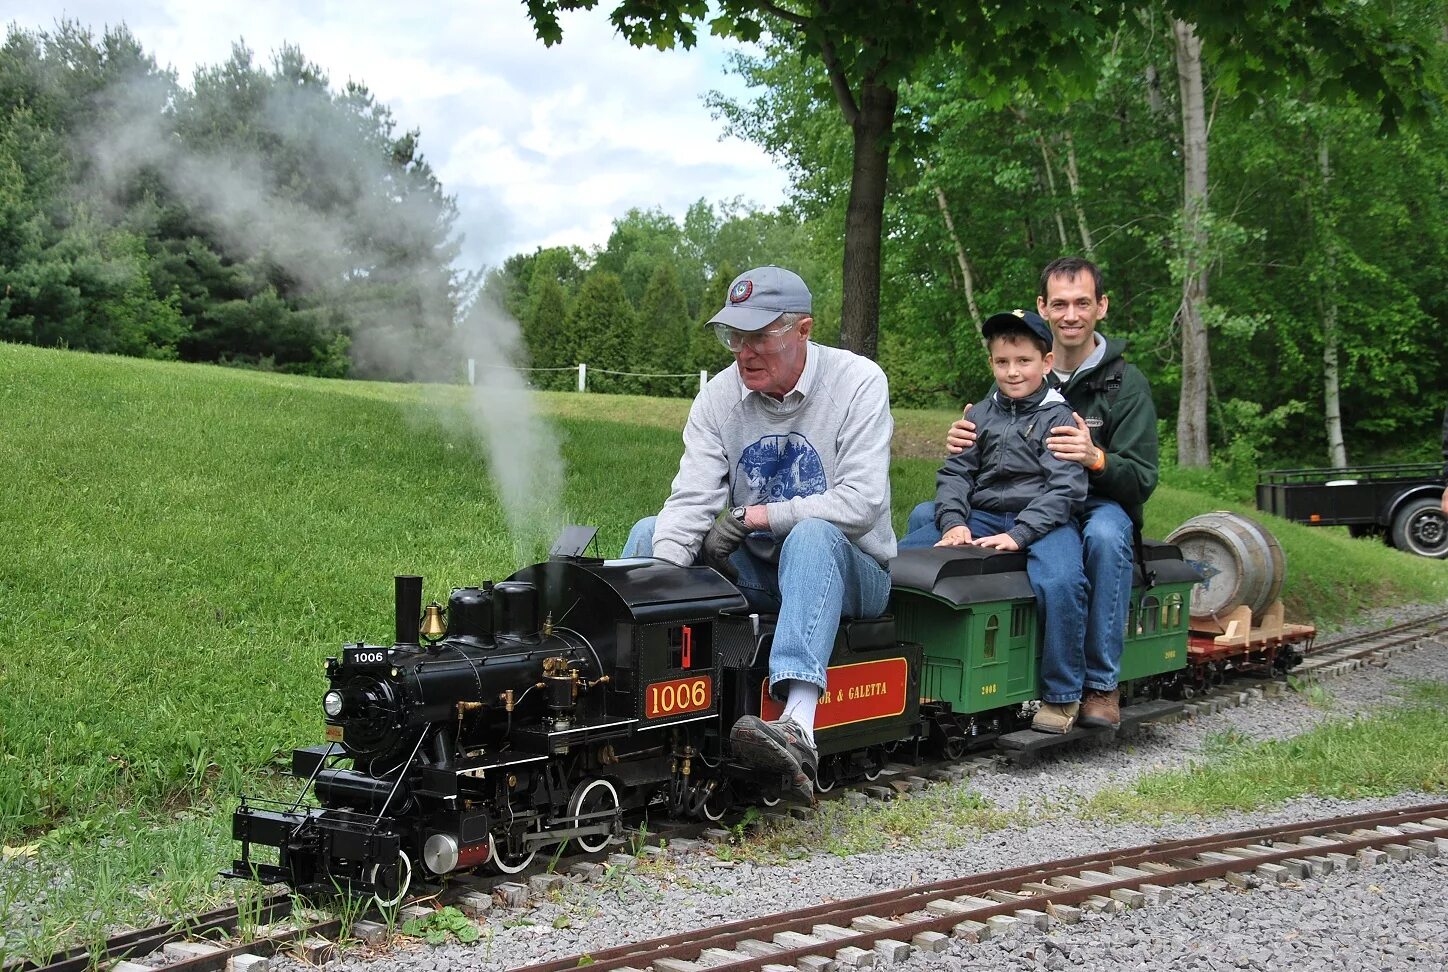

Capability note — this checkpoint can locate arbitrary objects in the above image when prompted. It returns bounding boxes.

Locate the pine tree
[636,262,691,396]
[564,271,635,395]
[524,275,568,390]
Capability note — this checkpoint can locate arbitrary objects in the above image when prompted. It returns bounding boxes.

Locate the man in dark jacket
[918,257,1160,730]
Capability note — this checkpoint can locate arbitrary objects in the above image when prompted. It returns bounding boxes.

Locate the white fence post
[467,358,476,386]
[699,370,707,395]
[578,362,587,392]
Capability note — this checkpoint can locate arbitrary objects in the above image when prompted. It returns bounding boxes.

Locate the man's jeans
[900,506,1088,704]
[623,516,891,698]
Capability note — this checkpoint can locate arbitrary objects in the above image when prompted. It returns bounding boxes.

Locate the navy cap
[981,309,1052,351]
[708,266,813,331]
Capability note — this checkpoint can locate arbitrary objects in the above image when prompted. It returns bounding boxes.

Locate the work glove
[702,510,750,581]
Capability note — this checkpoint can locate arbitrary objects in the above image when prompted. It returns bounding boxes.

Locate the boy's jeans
[900,503,1091,704]
[622,516,891,699]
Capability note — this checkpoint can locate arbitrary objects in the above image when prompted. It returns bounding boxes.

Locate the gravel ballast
[279,617,1448,972]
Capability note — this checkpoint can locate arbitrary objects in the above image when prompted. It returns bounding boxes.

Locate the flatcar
[228,528,1263,902]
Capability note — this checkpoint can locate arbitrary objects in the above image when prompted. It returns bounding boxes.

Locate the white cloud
[8,0,789,269]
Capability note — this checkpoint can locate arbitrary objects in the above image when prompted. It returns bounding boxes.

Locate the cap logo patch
[729,280,753,303]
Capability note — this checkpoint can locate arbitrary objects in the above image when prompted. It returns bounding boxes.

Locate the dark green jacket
[1053,335,1159,528]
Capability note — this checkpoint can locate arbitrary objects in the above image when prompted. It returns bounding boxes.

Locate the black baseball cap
[981,309,1052,350]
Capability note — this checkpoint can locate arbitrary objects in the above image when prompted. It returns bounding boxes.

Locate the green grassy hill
[1,342,1444,839]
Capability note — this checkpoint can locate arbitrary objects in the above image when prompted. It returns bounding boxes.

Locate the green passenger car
[889,546,1040,715]
[1118,543,1201,685]
[889,542,1201,720]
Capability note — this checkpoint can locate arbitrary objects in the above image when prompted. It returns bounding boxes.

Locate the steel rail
[509,802,1448,972]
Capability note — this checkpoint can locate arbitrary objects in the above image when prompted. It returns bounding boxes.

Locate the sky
[5,0,792,272]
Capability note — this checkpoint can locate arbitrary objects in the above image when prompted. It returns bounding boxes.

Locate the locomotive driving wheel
[813,755,839,793]
[488,819,541,874]
[368,850,412,909]
[688,778,732,821]
[862,745,887,782]
[566,778,620,853]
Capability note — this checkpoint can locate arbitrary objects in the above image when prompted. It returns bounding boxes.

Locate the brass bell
[420,601,447,640]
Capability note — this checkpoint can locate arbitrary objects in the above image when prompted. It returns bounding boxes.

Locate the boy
[898,310,1089,733]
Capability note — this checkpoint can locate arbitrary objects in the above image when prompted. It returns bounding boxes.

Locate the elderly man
[621,265,895,800]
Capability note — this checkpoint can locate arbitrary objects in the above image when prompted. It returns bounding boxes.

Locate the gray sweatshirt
[651,342,896,567]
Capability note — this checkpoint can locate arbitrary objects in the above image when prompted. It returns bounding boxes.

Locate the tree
[524,274,570,389]
[563,271,635,393]
[594,207,691,304]
[1172,18,1211,468]
[689,262,738,378]
[635,262,693,396]
[524,0,1116,360]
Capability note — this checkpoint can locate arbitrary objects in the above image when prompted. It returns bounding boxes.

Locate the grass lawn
[1,343,1445,959]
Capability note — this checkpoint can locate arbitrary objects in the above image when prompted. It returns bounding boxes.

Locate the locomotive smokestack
[395,575,423,646]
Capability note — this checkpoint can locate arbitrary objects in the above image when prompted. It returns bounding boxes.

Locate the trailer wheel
[1389,497,1448,558]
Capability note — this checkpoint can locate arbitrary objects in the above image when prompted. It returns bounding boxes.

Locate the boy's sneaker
[1031,701,1079,734]
[1078,689,1121,729]
[730,715,818,802]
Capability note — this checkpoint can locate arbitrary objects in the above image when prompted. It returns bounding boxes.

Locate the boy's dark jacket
[1054,335,1159,529]
[934,382,1087,549]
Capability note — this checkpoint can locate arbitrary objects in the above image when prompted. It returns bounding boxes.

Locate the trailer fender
[1382,483,1446,525]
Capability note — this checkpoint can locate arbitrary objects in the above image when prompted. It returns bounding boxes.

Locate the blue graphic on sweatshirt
[737,433,828,503]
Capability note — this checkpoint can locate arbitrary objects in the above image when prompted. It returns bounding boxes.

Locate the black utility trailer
[1256,463,1446,558]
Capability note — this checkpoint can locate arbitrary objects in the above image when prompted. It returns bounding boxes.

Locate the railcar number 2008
[645,675,713,719]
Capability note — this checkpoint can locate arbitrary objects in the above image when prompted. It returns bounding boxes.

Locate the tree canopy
[522,0,1443,388]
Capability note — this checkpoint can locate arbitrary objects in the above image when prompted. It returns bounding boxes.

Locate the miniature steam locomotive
[229,528,1275,902]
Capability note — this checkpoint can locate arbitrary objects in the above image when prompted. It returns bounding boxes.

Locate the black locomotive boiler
[229,534,921,902]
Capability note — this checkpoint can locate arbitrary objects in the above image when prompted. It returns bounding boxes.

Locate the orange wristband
[1087,449,1107,473]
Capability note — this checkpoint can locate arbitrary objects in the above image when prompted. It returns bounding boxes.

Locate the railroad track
[1294,609,1448,677]
[9,612,1444,972]
[18,802,1446,972]
[511,803,1448,972]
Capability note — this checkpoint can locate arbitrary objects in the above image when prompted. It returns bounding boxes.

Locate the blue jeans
[900,504,1087,704]
[1078,497,1134,694]
[622,516,891,698]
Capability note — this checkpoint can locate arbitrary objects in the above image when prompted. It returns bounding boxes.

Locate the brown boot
[1031,701,1079,734]
[1079,688,1121,729]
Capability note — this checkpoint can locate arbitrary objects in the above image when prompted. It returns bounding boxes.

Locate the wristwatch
[729,506,747,525]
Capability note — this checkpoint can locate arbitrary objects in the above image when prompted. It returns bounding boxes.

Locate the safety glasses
[713,318,799,354]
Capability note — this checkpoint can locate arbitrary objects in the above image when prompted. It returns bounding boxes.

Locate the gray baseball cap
[708,266,813,331]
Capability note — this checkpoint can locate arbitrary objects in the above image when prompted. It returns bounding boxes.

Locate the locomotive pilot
[621,265,896,802]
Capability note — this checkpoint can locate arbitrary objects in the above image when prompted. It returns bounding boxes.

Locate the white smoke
[81,50,565,550]
[453,293,567,559]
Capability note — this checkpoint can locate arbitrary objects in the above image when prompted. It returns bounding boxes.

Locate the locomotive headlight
[323,690,345,718]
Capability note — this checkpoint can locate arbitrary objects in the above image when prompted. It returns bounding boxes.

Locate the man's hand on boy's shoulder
[971,533,1020,551]
[1046,412,1102,467]
[946,402,976,455]
[936,525,973,546]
